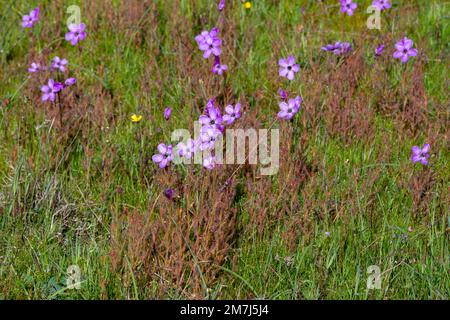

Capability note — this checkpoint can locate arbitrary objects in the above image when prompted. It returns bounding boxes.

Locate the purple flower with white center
[28,62,43,73]
[321,42,352,55]
[164,107,172,121]
[51,57,68,72]
[64,78,77,87]
[223,103,241,125]
[278,88,288,101]
[218,0,225,11]
[212,63,228,75]
[340,0,357,16]
[22,7,39,28]
[199,127,221,151]
[177,139,197,159]
[278,56,300,81]
[152,143,173,168]
[41,79,63,102]
[372,0,391,11]
[411,143,430,166]
[203,155,216,170]
[199,106,223,131]
[65,23,87,46]
[375,44,385,57]
[196,28,222,59]
[393,37,418,63]
[277,96,302,120]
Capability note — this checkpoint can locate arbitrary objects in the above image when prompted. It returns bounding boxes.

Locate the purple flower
[203,155,216,170]
[278,88,288,101]
[340,0,357,16]
[195,28,222,59]
[278,56,300,81]
[372,0,391,11]
[51,57,68,72]
[164,107,172,121]
[28,62,43,73]
[65,23,87,46]
[41,79,63,102]
[393,37,418,63]
[22,7,39,28]
[164,188,175,200]
[199,106,223,131]
[199,127,221,151]
[325,231,331,237]
[375,44,385,57]
[277,96,301,120]
[321,42,352,55]
[411,143,430,166]
[177,139,197,159]
[212,63,228,75]
[64,78,77,87]
[218,0,225,11]
[152,143,173,168]
[223,103,241,125]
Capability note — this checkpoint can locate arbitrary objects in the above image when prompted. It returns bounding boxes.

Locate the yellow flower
[131,114,142,123]
[244,2,251,9]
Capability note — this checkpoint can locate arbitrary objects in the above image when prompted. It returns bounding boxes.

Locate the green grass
[0,0,448,299]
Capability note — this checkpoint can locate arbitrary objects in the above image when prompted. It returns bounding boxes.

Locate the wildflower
[199,107,223,131]
[41,79,63,102]
[218,0,225,11]
[372,0,391,11]
[223,103,241,125]
[325,231,331,237]
[152,143,173,168]
[278,88,288,101]
[203,155,216,170]
[50,57,68,72]
[164,188,175,200]
[340,0,357,16]
[244,2,252,9]
[411,143,430,165]
[177,139,197,159]
[212,63,228,75]
[64,78,77,87]
[375,44,385,57]
[408,226,413,232]
[195,28,222,59]
[22,7,39,28]
[321,42,352,55]
[277,96,302,120]
[393,37,418,63]
[278,56,300,81]
[131,114,142,122]
[199,127,221,151]
[164,107,172,121]
[28,62,43,73]
[65,23,87,46]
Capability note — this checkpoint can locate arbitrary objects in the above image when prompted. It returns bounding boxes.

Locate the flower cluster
[152,99,241,170]
[195,28,227,76]
[321,42,353,55]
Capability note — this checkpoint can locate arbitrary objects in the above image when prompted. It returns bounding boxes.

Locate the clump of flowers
[22,7,40,28]
[393,37,418,63]
[152,143,174,168]
[278,56,300,81]
[277,96,302,120]
[372,0,391,11]
[340,0,357,16]
[411,143,430,166]
[65,23,87,46]
[321,41,353,55]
